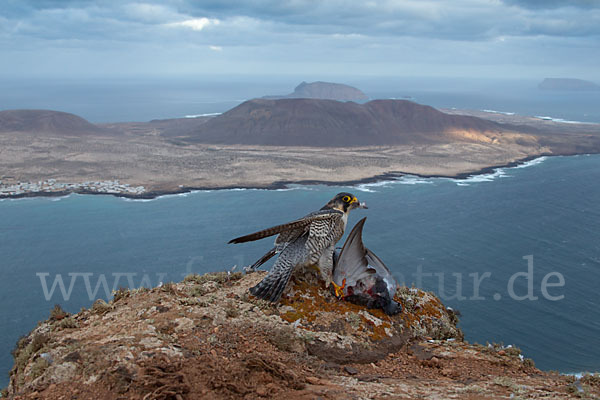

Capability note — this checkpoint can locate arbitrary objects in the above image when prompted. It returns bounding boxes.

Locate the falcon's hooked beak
[350,197,368,209]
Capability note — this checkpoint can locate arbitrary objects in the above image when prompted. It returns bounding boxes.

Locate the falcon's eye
[342,195,351,203]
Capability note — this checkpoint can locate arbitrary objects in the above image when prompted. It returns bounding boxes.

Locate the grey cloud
[0,0,598,79]
[2,0,599,48]
[502,0,600,9]
[176,0,600,38]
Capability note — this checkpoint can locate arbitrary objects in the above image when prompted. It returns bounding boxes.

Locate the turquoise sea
[1,154,600,387]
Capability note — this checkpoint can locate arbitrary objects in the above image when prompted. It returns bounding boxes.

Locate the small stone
[156,305,169,313]
[322,362,341,371]
[498,350,506,356]
[306,376,321,385]
[255,385,268,396]
[344,366,358,375]
[357,375,380,382]
[40,352,54,364]
[62,351,81,363]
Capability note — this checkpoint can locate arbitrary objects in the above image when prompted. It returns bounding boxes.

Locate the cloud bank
[1,0,598,78]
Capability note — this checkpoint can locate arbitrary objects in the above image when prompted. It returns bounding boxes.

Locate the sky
[0,0,599,80]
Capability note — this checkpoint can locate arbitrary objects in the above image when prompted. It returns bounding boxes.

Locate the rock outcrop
[4,271,598,399]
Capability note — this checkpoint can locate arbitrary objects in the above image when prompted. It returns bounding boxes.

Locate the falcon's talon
[331,278,346,298]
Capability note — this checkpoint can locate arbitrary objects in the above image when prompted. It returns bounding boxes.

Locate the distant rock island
[538,78,600,91]
[264,81,369,101]
[182,98,534,147]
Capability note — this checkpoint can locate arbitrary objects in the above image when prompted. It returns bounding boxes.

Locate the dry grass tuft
[184,271,243,285]
[54,317,78,330]
[91,299,112,315]
[49,304,69,321]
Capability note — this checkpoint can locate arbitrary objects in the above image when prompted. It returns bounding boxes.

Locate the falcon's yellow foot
[331,278,346,298]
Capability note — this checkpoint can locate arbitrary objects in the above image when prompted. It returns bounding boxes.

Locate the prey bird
[331,217,401,315]
[229,192,367,302]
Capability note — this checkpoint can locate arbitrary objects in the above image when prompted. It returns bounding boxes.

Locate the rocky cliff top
[4,271,598,399]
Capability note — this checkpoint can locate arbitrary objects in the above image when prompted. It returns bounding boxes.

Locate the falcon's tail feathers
[249,264,295,302]
[246,247,277,272]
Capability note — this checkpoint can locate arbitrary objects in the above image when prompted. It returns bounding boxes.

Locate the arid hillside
[0,110,111,136]
[181,98,537,147]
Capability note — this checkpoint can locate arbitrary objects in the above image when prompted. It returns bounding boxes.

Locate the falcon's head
[323,192,368,213]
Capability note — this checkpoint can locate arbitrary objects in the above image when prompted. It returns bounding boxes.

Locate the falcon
[331,217,401,315]
[229,192,367,302]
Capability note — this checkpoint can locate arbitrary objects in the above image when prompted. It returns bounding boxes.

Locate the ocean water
[1,76,599,123]
[1,154,600,387]
[363,77,600,124]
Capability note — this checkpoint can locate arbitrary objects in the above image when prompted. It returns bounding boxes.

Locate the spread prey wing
[333,217,376,287]
[365,248,397,298]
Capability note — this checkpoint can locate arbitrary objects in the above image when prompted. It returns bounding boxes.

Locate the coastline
[3,103,600,203]
[0,152,576,201]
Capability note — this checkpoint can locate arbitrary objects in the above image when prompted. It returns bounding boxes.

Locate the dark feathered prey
[332,217,401,315]
[229,192,367,302]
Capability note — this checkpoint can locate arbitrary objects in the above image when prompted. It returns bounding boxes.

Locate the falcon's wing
[332,217,375,287]
[228,210,342,244]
